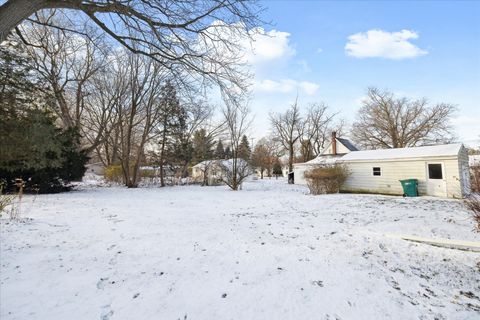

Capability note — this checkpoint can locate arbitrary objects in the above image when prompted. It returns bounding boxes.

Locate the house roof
[320,137,358,156]
[304,154,342,165]
[192,158,248,169]
[192,160,215,168]
[336,138,358,151]
[340,143,462,162]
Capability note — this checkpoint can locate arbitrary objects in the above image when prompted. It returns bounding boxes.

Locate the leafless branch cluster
[269,97,341,174]
[351,87,457,149]
[1,0,263,97]
[220,93,253,190]
[465,194,480,232]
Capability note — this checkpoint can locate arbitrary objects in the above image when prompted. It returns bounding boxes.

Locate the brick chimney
[332,131,337,155]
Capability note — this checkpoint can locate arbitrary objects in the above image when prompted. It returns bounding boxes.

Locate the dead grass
[465,194,480,232]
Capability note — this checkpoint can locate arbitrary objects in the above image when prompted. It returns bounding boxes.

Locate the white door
[426,163,447,197]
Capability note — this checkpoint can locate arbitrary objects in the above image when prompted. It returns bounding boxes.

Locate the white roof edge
[340,143,463,162]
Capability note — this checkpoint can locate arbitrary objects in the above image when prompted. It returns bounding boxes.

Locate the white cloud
[244,27,296,64]
[345,29,428,60]
[255,79,319,95]
[317,48,323,53]
[297,59,311,73]
[198,22,295,69]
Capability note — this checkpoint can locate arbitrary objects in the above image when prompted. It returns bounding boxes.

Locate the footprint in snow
[385,276,401,290]
[378,243,388,252]
[100,305,113,320]
[97,277,109,290]
[311,280,323,287]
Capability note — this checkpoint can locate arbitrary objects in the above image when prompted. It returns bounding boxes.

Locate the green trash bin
[399,179,418,197]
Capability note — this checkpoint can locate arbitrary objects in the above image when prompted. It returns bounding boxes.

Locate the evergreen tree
[272,158,283,179]
[237,135,251,160]
[156,81,189,186]
[192,129,214,164]
[224,145,232,159]
[0,45,87,193]
[214,139,225,159]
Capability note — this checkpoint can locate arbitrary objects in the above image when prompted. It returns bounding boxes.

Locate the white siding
[324,140,352,155]
[340,157,463,198]
[293,164,315,185]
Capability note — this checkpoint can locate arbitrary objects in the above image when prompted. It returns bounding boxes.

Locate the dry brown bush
[465,194,480,232]
[304,165,349,195]
[470,166,480,193]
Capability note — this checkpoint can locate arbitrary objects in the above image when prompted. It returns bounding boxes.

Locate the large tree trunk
[288,145,294,172]
[159,130,167,187]
[0,0,48,42]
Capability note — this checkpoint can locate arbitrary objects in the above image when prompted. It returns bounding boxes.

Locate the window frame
[372,167,381,176]
[427,163,443,180]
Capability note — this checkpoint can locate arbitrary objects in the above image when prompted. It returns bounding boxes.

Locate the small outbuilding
[339,144,470,198]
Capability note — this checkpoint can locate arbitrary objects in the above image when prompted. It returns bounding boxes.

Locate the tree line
[0,3,459,192]
[0,6,262,192]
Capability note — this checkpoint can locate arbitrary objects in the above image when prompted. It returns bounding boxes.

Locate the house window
[373,167,381,176]
[428,164,443,179]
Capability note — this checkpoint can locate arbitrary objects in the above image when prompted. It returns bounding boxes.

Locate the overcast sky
[242,0,480,146]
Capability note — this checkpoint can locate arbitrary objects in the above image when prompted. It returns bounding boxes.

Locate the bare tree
[220,96,252,190]
[196,160,215,186]
[301,103,339,159]
[1,0,262,96]
[85,60,128,165]
[113,51,168,188]
[351,87,457,149]
[15,12,106,128]
[269,98,302,174]
[219,158,251,190]
[251,138,270,179]
[13,12,118,156]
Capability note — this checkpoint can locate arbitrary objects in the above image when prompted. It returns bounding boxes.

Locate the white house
[293,132,358,185]
[192,159,251,185]
[85,162,105,175]
[339,144,470,198]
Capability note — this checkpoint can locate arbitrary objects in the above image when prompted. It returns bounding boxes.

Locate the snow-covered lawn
[1,179,479,320]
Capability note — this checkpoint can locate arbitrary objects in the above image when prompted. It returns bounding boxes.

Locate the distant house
[191,159,250,185]
[85,162,105,175]
[293,132,358,185]
[339,144,470,198]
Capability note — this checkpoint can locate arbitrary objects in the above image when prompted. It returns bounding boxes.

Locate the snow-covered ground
[1,178,479,320]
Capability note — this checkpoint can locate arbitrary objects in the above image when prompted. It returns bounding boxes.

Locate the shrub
[104,165,158,184]
[304,165,349,195]
[0,124,88,194]
[105,165,124,183]
[465,194,480,232]
[470,166,480,193]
